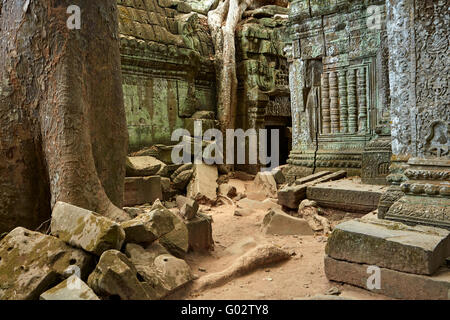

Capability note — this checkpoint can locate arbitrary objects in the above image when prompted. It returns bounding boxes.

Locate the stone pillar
[357,67,367,133]
[347,69,357,134]
[338,70,348,133]
[382,0,450,229]
[329,71,340,134]
[321,73,331,134]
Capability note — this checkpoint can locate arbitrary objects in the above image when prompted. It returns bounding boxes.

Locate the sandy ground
[167,178,390,300]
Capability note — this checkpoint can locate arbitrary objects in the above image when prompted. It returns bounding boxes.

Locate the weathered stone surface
[160,177,173,200]
[187,164,218,203]
[159,210,190,257]
[0,227,93,300]
[87,250,155,300]
[170,163,193,180]
[51,202,125,256]
[126,156,162,177]
[326,219,450,275]
[307,179,387,213]
[121,209,174,244]
[172,169,193,190]
[271,167,286,184]
[124,176,163,206]
[185,213,214,252]
[278,171,347,209]
[325,256,450,300]
[218,183,237,198]
[40,275,99,300]
[254,172,278,198]
[125,243,193,299]
[176,195,199,220]
[261,209,314,236]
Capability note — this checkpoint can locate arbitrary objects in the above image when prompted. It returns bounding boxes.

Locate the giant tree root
[193,244,290,292]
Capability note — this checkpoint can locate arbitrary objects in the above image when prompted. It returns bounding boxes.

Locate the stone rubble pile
[0,199,209,300]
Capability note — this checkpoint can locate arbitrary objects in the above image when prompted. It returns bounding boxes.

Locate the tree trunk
[0,0,129,233]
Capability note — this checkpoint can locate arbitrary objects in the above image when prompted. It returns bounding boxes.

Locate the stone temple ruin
[0,0,448,301]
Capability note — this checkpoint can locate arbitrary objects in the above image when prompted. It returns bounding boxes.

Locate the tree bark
[0,0,129,233]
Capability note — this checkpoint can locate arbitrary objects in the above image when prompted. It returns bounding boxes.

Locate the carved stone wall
[118,0,216,151]
[286,0,390,181]
[383,0,450,229]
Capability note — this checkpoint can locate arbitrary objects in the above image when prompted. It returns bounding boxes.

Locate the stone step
[324,255,450,300]
[326,218,450,275]
[295,171,331,185]
[307,178,387,213]
[278,170,347,209]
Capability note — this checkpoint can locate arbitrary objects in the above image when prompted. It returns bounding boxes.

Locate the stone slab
[307,178,387,213]
[261,209,314,236]
[326,218,450,275]
[278,170,347,209]
[124,176,162,206]
[325,256,450,300]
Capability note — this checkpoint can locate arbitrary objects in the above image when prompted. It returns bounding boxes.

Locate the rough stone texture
[87,250,155,300]
[126,156,163,177]
[326,219,450,275]
[287,1,390,178]
[40,275,99,300]
[254,172,278,198]
[0,227,93,300]
[50,202,125,256]
[261,209,314,236]
[271,167,286,184]
[325,256,450,300]
[187,164,218,203]
[125,243,193,299]
[123,176,163,206]
[278,170,346,209]
[218,183,238,198]
[159,210,190,257]
[120,209,174,244]
[176,195,199,220]
[172,169,194,190]
[307,179,387,213]
[185,213,214,252]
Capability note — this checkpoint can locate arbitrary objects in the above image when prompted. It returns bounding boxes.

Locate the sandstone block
[124,176,162,206]
[261,209,314,236]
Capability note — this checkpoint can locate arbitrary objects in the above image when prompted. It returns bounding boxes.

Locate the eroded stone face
[50,202,125,256]
[0,227,93,300]
[87,250,156,300]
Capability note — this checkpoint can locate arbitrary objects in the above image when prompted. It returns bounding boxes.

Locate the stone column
[338,70,348,133]
[357,67,367,133]
[329,71,340,134]
[321,73,331,134]
[347,69,357,134]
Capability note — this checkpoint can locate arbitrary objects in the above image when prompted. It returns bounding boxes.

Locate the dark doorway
[265,123,292,167]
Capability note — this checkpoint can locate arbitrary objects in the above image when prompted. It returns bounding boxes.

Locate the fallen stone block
[51,202,125,256]
[0,227,93,300]
[176,195,199,220]
[324,255,450,300]
[254,172,278,198]
[120,208,174,244]
[40,275,99,300]
[126,156,162,177]
[185,213,214,252]
[261,209,314,236]
[124,176,162,206]
[170,163,193,180]
[159,211,190,257]
[271,167,286,184]
[87,250,156,300]
[307,179,387,213]
[125,243,193,299]
[218,183,237,198]
[326,219,450,275]
[172,169,193,190]
[187,164,218,203]
[278,170,347,209]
